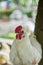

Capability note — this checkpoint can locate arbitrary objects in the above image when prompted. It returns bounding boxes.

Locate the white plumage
[0,42,11,64]
[10,26,42,65]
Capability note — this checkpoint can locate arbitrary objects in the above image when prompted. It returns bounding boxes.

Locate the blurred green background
[0,0,39,18]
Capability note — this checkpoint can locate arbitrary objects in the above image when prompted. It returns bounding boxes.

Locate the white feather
[10,26,42,65]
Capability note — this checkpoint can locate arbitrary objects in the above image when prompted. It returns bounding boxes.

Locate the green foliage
[23,11,32,17]
[0,0,39,18]
[0,9,14,17]
[0,32,16,39]
[19,0,27,6]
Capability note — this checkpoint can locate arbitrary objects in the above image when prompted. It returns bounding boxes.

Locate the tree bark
[35,0,43,65]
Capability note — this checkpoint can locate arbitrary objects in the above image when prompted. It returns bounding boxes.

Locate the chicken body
[10,34,42,65]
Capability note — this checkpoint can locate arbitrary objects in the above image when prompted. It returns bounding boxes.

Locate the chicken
[0,42,11,65]
[10,25,42,65]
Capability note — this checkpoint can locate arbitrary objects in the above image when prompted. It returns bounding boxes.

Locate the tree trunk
[35,0,43,65]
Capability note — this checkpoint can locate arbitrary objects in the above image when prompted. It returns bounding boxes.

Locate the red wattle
[16,31,24,40]
[16,34,22,39]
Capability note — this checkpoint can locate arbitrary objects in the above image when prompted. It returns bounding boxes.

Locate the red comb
[15,25,22,33]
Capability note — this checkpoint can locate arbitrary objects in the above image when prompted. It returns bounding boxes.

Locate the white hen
[10,25,42,65]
